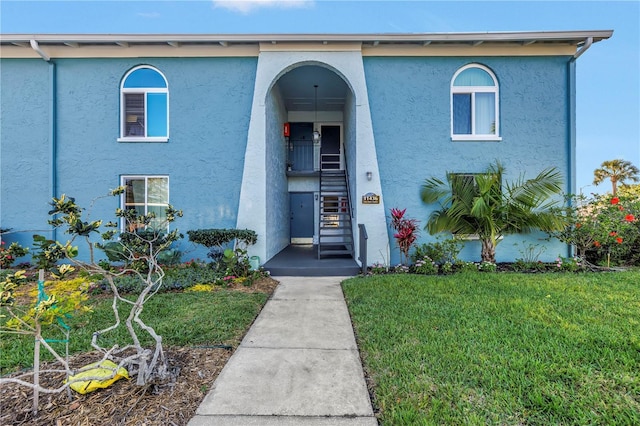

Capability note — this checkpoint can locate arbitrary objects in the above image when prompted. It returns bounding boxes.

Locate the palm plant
[593,159,640,196]
[420,162,566,263]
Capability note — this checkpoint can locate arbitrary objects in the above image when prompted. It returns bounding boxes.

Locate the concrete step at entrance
[262,245,360,276]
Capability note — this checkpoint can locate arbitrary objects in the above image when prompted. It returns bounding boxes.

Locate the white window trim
[120,175,170,232]
[117,136,170,143]
[450,64,501,141]
[118,66,170,143]
[452,135,503,142]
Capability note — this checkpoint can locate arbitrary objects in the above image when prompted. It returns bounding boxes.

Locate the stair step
[319,169,353,260]
[319,249,353,256]
[319,236,353,241]
[320,232,352,237]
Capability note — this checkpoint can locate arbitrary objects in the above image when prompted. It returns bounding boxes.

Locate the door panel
[290,192,314,239]
[289,123,314,171]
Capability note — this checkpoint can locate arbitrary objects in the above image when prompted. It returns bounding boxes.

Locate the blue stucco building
[0,31,612,267]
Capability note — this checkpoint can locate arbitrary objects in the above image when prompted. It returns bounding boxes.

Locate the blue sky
[2,0,638,194]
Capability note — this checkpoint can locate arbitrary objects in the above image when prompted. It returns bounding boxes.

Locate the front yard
[343,271,640,425]
[0,271,278,425]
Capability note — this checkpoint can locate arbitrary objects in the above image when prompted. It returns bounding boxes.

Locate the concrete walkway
[188,276,377,426]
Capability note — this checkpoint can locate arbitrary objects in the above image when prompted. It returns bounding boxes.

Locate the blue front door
[290,192,314,240]
[290,123,314,171]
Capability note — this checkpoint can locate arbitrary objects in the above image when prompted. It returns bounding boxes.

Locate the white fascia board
[0,30,613,46]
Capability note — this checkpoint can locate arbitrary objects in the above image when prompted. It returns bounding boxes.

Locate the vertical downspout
[30,40,57,240]
[49,60,57,241]
[566,37,592,257]
[566,58,576,257]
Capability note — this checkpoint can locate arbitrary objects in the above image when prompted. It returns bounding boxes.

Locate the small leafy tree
[0,269,91,414]
[44,189,183,386]
[550,192,639,267]
[420,161,566,263]
[593,159,639,196]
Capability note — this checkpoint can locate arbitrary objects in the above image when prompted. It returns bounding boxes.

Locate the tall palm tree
[420,162,566,263]
[593,159,640,196]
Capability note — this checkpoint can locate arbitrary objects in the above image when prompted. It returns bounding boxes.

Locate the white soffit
[0,31,613,59]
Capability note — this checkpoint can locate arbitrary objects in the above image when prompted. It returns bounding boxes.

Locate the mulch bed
[0,277,279,426]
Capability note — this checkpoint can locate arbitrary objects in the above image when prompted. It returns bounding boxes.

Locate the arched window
[119,66,168,141]
[451,64,500,141]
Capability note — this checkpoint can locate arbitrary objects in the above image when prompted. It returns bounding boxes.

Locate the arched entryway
[269,65,353,258]
[236,49,388,271]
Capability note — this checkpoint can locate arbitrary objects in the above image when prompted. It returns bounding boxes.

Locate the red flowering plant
[551,190,639,267]
[389,208,420,265]
[0,235,29,269]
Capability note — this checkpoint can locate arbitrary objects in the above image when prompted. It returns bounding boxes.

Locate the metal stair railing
[358,223,368,274]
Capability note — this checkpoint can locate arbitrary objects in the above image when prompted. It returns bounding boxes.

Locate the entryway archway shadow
[263,244,360,277]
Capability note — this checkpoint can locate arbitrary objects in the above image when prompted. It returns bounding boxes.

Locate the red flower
[575,223,582,228]
[625,214,636,222]
[609,231,617,237]
[594,241,601,247]
[611,197,620,205]
[616,237,623,244]
[390,208,406,220]
[618,205,624,211]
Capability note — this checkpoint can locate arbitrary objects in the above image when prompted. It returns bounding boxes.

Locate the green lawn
[343,272,640,425]
[1,290,269,374]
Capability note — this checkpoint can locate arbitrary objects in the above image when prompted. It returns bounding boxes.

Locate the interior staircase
[318,170,354,259]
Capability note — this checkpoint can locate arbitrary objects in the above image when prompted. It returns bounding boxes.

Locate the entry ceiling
[276,65,350,112]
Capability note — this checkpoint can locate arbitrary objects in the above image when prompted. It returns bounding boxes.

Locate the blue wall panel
[363,56,572,263]
[2,53,574,265]
[1,57,257,261]
[0,59,53,253]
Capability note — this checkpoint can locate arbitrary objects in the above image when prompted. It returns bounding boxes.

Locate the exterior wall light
[313,84,321,143]
[366,171,373,181]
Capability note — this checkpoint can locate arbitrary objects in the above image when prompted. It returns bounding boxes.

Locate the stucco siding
[364,56,572,263]
[265,82,289,259]
[2,57,257,260]
[2,52,576,266]
[0,59,52,248]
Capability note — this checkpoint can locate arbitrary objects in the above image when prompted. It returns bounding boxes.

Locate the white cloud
[212,0,313,14]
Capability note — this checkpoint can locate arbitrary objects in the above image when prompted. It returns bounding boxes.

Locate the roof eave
[0,30,614,47]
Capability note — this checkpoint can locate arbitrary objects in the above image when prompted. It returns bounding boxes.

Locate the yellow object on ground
[67,360,129,394]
